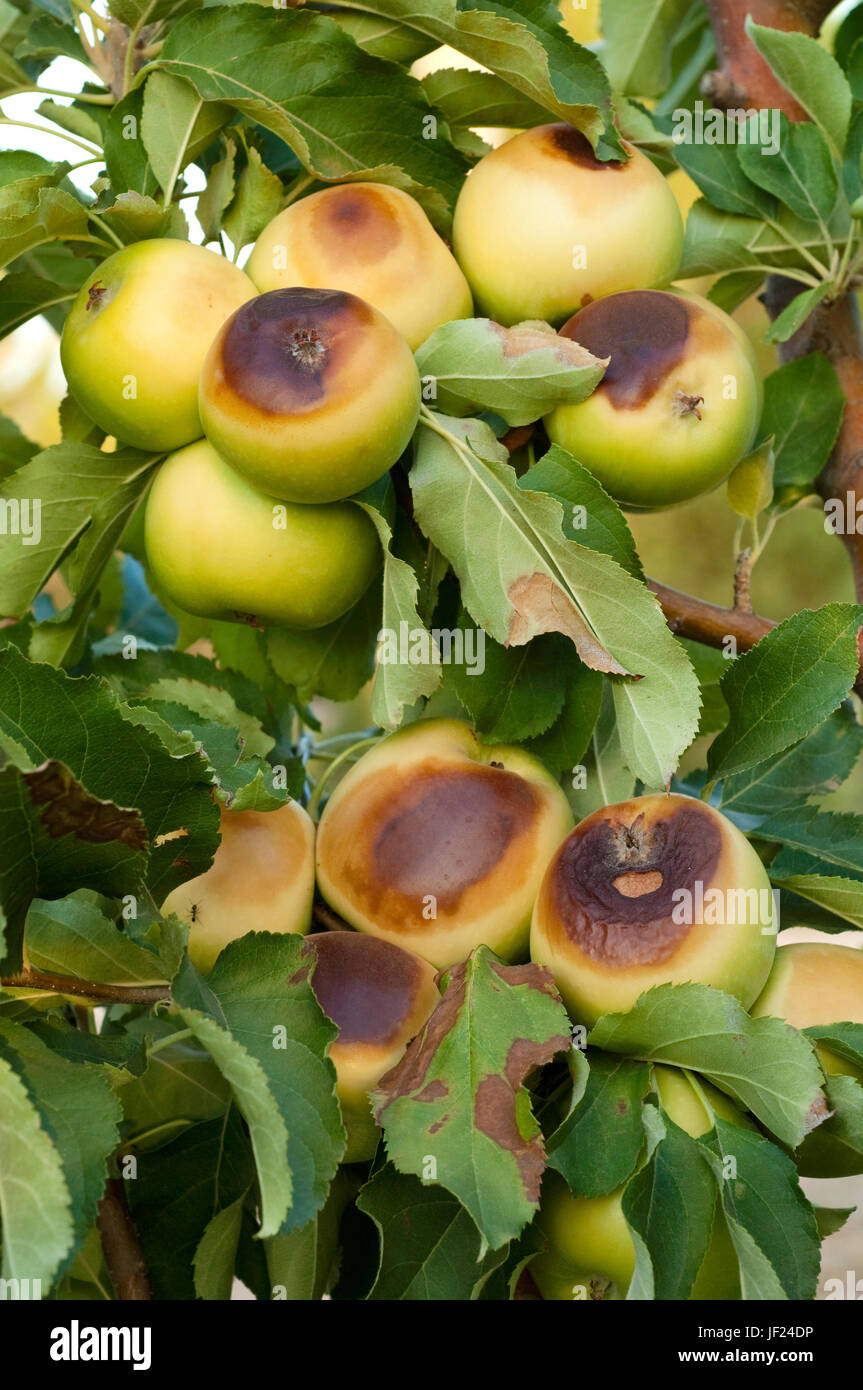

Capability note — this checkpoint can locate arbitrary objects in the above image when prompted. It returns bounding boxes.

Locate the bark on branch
[97,1178,152,1301]
[1,968,170,1005]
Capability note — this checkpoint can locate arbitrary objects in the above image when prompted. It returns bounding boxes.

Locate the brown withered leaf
[506,572,638,677]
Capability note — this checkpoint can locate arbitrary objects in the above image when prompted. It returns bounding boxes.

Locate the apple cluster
[59,125,766,640]
[157,716,863,1276]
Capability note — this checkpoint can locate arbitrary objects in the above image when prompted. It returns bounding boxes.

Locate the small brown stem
[97,1178,152,1301]
[733,546,754,612]
[312,897,353,933]
[1,968,169,1005]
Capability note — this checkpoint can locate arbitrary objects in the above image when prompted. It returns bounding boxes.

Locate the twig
[97,1178,152,1301]
[648,578,863,698]
[733,546,753,612]
[1,968,170,1005]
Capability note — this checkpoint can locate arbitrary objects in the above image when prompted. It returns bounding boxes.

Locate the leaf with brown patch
[372,946,571,1250]
[415,316,607,426]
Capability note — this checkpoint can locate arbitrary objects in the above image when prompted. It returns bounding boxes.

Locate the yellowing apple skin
[751,941,863,1177]
[545,289,763,509]
[305,932,440,1162]
[452,125,683,327]
[531,793,776,1028]
[198,287,421,503]
[532,1067,748,1300]
[246,182,473,350]
[316,718,574,970]
[144,440,380,630]
[60,239,255,452]
[161,802,315,973]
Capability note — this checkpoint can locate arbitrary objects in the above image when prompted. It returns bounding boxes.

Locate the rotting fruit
[544,289,763,509]
[198,286,421,503]
[452,124,683,326]
[304,930,440,1162]
[530,792,776,1028]
[60,238,255,452]
[144,439,380,630]
[246,182,473,351]
[751,940,863,1177]
[315,718,574,970]
[531,1066,751,1301]
[160,802,316,973]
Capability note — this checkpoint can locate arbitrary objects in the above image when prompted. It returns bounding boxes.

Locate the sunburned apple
[247,182,473,350]
[315,718,574,969]
[144,440,380,630]
[304,931,440,1162]
[544,289,763,508]
[60,238,255,452]
[198,287,421,503]
[161,801,315,974]
[452,124,683,326]
[530,793,776,1027]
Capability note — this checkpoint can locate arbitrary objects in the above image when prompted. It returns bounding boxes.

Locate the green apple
[751,941,863,1177]
[544,289,763,508]
[161,801,315,973]
[305,931,441,1162]
[144,439,380,629]
[247,182,473,350]
[532,1066,750,1300]
[60,238,255,452]
[452,124,683,326]
[198,286,421,503]
[316,718,574,969]
[531,792,776,1027]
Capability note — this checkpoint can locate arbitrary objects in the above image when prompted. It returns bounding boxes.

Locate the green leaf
[24,891,167,985]
[763,282,835,345]
[745,19,851,157]
[602,0,693,97]
[222,145,284,252]
[141,71,230,200]
[725,439,774,520]
[568,678,636,817]
[0,411,39,473]
[373,948,571,1249]
[415,318,606,426]
[736,113,838,224]
[411,416,699,787]
[0,645,220,907]
[672,140,776,219]
[589,984,824,1147]
[0,265,88,342]
[0,1051,74,1286]
[197,138,236,243]
[120,1017,230,1151]
[328,0,615,146]
[447,625,570,743]
[0,760,148,972]
[193,1195,245,1301]
[357,1164,507,1298]
[759,354,844,489]
[172,1001,292,1239]
[520,444,644,580]
[0,1016,122,1259]
[36,98,103,147]
[522,648,603,774]
[700,1117,820,1300]
[176,934,345,1232]
[354,498,441,729]
[97,190,188,244]
[548,1052,651,1197]
[707,605,863,784]
[622,1111,718,1300]
[153,6,468,227]
[266,583,379,706]
[0,442,159,618]
[720,705,863,815]
[0,185,88,269]
[421,66,550,129]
